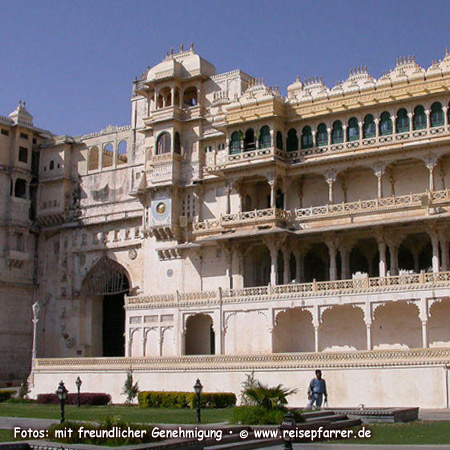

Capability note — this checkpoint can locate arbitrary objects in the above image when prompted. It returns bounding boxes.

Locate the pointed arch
[81,255,130,296]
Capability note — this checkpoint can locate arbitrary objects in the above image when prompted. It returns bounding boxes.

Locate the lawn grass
[0,403,232,425]
[330,421,450,445]
[0,429,17,443]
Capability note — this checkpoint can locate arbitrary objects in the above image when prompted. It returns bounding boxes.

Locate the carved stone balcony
[204,146,288,174]
[204,125,450,173]
[193,207,291,235]
[193,188,450,236]
[148,152,182,185]
[126,270,450,308]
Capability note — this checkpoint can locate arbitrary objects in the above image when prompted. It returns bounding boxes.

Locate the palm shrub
[244,381,297,410]
[122,369,139,404]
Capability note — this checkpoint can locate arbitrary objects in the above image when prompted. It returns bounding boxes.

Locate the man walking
[306,369,328,410]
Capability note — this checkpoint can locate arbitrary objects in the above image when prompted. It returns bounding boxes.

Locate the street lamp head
[75,377,82,389]
[56,381,68,401]
[32,302,40,318]
[193,378,203,395]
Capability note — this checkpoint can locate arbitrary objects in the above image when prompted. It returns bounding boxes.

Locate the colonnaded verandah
[2,45,450,407]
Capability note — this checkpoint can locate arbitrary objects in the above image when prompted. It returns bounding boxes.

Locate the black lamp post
[56,381,68,424]
[75,377,82,408]
[280,411,296,450]
[193,378,203,423]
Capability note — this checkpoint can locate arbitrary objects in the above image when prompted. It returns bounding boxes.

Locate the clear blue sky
[1,0,449,136]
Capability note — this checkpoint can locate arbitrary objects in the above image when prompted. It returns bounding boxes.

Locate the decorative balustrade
[205,126,450,171]
[126,270,450,308]
[193,188,450,234]
[286,125,449,162]
[295,191,430,219]
[193,207,290,232]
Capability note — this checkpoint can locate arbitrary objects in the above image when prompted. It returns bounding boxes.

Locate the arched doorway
[82,256,130,356]
[185,314,215,355]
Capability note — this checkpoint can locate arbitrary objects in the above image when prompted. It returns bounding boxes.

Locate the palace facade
[3,46,450,406]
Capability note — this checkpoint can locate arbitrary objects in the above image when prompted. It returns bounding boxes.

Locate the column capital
[372,163,386,178]
[423,154,438,170]
[324,169,337,184]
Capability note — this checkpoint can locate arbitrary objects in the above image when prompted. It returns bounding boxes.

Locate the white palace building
[2,45,450,407]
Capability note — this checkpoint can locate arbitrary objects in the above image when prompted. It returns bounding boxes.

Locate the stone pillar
[233,247,245,289]
[295,250,305,283]
[358,121,363,143]
[425,109,431,129]
[314,325,319,352]
[365,320,372,351]
[421,320,428,348]
[269,179,276,209]
[430,232,440,273]
[282,247,290,284]
[373,164,386,198]
[268,242,279,286]
[325,170,337,204]
[342,124,347,143]
[170,87,175,106]
[297,178,303,209]
[225,183,232,214]
[327,127,332,146]
[440,238,449,272]
[388,244,399,276]
[443,106,449,127]
[425,157,437,192]
[391,115,397,134]
[283,178,291,210]
[374,118,380,138]
[339,245,351,280]
[326,238,338,281]
[224,245,233,289]
[408,112,413,131]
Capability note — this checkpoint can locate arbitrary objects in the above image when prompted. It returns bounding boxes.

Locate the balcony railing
[205,125,450,171]
[126,270,450,308]
[193,207,290,233]
[193,187,450,234]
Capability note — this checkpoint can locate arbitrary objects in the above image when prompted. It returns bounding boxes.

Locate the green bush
[230,406,303,425]
[5,397,35,404]
[0,390,15,402]
[138,391,236,409]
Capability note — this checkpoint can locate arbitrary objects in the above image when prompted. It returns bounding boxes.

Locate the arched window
[287,128,299,151]
[49,160,54,170]
[156,132,171,155]
[183,87,197,107]
[258,126,271,149]
[117,141,127,165]
[174,132,181,154]
[396,108,409,133]
[316,123,328,147]
[244,128,255,151]
[347,118,359,142]
[229,131,241,154]
[276,131,283,150]
[363,114,376,138]
[103,143,113,168]
[301,126,313,149]
[379,112,393,136]
[413,105,427,130]
[430,102,444,127]
[331,120,343,144]
[88,146,99,171]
